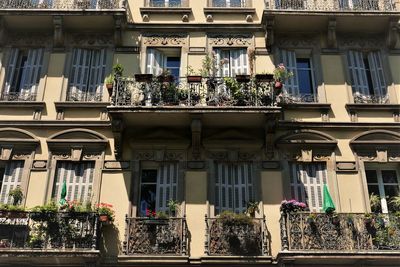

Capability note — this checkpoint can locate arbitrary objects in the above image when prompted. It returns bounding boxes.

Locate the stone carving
[7,33,52,47]
[68,33,114,46]
[33,160,47,169]
[339,35,384,49]
[143,34,187,46]
[276,35,318,48]
[208,34,253,46]
[207,151,228,161]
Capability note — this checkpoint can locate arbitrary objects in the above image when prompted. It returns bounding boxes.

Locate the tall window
[0,161,24,204]
[149,0,182,7]
[214,162,254,214]
[214,48,248,77]
[290,162,327,212]
[280,49,316,101]
[139,163,178,216]
[52,161,95,203]
[212,0,247,7]
[366,168,399,213]
[68,48,107,102]
[146,48,181,79]
[347,50,386,101]
[3,48,44,101]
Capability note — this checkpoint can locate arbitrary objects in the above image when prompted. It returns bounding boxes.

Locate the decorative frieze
[142,34,187,46]
[338,35,384,49]
[7,33,52,47]
[134,150,185,161]
[32,160,47,170]
[67,33,114,47]
[208,33,253,47]
[276,35,318,48]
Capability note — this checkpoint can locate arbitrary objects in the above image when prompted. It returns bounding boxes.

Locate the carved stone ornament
[208,34,253,47]
[134,150,185,161]
[276,34,318,48]
[33,160,47,169]
[7,33,52,47]
[389,151,400,162]
[238,152,257,161]
[142,34,187,46]
[207,151,229,161]
[67,33,114,47]
[338,35,385,49]
[12,152,31,160]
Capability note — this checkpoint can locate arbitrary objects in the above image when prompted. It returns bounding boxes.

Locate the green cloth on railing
[59,180,67,206]
[322,184,335,213]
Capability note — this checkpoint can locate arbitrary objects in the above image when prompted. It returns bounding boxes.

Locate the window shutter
[280,49,299,95]
[69,49,91,99]
[368,51,386,97]
[215,49,231,77]
[146,49,165,75]
[230,49,248,77]
[233,163,252,213]
[347,50,369,95]
[156,162,178,212]
[88,49,107,97]
[0,161,24,204]
[216,162,233,213]
[5,48,20,94]
[20,48,44,98]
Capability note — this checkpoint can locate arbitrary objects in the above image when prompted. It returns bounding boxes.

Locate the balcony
[66,91,103,102]
[122,217,188,256]
[0,91,37,102]
[353,92,390,104]
[280,212,400,251]
[205,215,268,256]
[0,0,122,10]
[279,93,318,103]
[0,211,99,251]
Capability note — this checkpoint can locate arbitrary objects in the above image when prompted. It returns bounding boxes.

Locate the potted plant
[112,63,124,77]
[187,66,203,83]
[9,186,23,206]
[104,74,114,96]
[235,74,251,83]
[280,199,308,213]
[273,63,293,94]
[135,74,153,83]
[218,210,254,227]
[30,201,58,221]
[167,199,180,217]
[96,202,115,223]
[246,201,260,217]
[306,213,317,224]
[369,193,381,213]
[255,73,274,82]
[157,69,174,83]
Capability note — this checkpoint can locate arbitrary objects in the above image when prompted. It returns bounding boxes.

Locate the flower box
[187,76,202,83]
[135,74,153,83]
[255,74,273,82]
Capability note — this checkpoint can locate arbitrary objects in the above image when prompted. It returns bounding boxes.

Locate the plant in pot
[112,63,124,77]
[218,210,253,227]
[96,202,115,224]
[306,213,317,224]
[167,199,180,217]
[30,201,59,221]
[389,195,400,213]
[246,201,260,218]
[157,69,174,83]
[273,63,293,95]
[186,66,202,83]
[369,193,381,213]
[104,74,114,97]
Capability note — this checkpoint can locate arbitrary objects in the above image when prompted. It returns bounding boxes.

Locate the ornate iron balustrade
[0,0,122,9]
[66,91,103,102]
[208,0,253,7]
[280,212,400,251]
[280,92,318,103]
[353,92,390,104]
[123,217,188,255]
[145,0,189,7]
[0,92,37,101]
[112,76,276,107]
[205,216,268,256]
[0,211,99,250]
[268,0,396,11]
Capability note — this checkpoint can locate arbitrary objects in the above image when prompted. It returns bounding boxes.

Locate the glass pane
[150,0,165,7]
[139,184,157,216]
[296,58,311,69]
[230,0,243,7]
[367,184,380,196]
[382,170,398,184]
[169,0,181,7]
[141,169,157,183]
[365,170,378,183]
[384,185,399,199]
[213,0,227,7]
[296,64,313,95]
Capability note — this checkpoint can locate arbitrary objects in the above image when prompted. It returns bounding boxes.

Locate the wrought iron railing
[280,92,318,103]
[353,92,390,104]
[66,91,103,102]
[123,217,188,255]
[145,0,189,7]
[111,76,276,107]
[0,211,99,250]
[208,0,252,7]
[280,212,400,251]
[0,92,37,101]
[205,215,268,256]
[268,0,396,11]
[0,0,123,9]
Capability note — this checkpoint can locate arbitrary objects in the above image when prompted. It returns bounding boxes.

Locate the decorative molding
[7,33,52,47]
[12,152,31,160]
[115,46,140,53]
[111,116,124,160]
[387,18,399,49]
[208,33,253,47]
[104,161,130,170]
[114,15,123,47]
[336,161,358,172]
[276,34,318,48]
[338,35,385,49]
[32,160,47,170]
[187,161,205,170]
[207,151,228,161]
[327,17,337,49]
[191,119,202,160]
[264,16,274,51]
[53,16,64,48]
[0,146,13,161]
[134,150,185,161]
[67,33,114,47]
[142,34,187,46]
[261,161,280,170]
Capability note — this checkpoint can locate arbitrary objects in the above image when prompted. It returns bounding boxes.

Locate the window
[280,49,317,101]
[347,50,386,101]
[52,161,95,203]
[215,162,254,214]
[366,168,400,213]
[338,0,379,10]
[68,48,107,102]
[146,48,181,79]
[149,0,182,7]
[3,48,44,101]
[289,162,327,212]
[212,0,247,7]
[0,161,24,204]
[139,163,178,216]
[214,48,248,77]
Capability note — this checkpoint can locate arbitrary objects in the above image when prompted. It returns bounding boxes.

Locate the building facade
[0,0,399,266]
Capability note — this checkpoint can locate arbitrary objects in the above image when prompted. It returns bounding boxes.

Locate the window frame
[214,47,249,77]
[145,47,182,78]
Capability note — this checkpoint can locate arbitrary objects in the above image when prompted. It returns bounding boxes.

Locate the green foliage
[9,186,23,206]
[156,211,169,219]
[31,200,59,213]
[201,53,214,77]
[273,64,293,81]
[389,195,400,212]
[369,193,381,213]
[217,210,254,226]
[96,203,115,222]
[245,201,260,217]
[112,63,124,76]
[167,199,180,213]
[104,74,114,85]
[0,204,25,211]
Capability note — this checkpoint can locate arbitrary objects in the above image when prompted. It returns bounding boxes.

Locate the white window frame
[0,161,24,205]
[212,0,247,7]
[214,48,248,77]
[149,0,182,7]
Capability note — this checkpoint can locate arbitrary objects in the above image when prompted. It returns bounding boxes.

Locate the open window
[214,48,248,77]
[0,161,24,204]
[146,48,181,80]
[149,0,182,7]
[212,0,248,7]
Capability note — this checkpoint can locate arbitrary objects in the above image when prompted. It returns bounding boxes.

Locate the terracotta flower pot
[187,75,202,83]
[99,215,109,222]
[274,81,283,89]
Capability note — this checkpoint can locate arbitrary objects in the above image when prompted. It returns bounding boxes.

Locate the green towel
[322,184,335,213]
[59,180,67,206]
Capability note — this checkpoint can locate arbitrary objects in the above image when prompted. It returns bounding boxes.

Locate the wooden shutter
[88,49,107,96]
[69,49,91,99]
[146,48,165,75]
[215,49,230,77]
[215,162,233,213]
[290,163,327,212]
[233,162,252,213]
[347,50,369,95]
[156,162,178,212]
[52,161,94,203]
[0,161,24,204]
[4,48,20,94]
[20,48,44,97]
[280,49,299,95]
[230,49,248,77]
[368,51,386,97]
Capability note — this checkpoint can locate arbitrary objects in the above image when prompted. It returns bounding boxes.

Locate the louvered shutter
[20,48,44,98]
[146,49,165,75]
[215,162,233,213]
[347,50,369,95]
[215,49,230,77]
[280,49,299,95]
[87,49,107,99]
[233,163,252,213]
[52,161,94,203]
[156,162,178,213]
[0,161,24,204]
[69,49,91,100]
[4,48,20,94]
[368,51,386,97]
[231,49,248,77]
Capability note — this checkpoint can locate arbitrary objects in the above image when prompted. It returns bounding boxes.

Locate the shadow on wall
[100,224,121,262]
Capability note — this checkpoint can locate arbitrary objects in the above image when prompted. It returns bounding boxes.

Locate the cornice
[127,23,264,32]
[278,121,400,130]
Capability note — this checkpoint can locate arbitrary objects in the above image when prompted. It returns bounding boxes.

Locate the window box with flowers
[96,203,115,224]
[273,64,293,95]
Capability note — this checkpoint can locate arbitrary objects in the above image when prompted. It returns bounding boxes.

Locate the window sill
[204,7,256,13]
[346,103,400,112]
[0,101,45,109]
[140,7,192,14]
[54,101,110,109]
